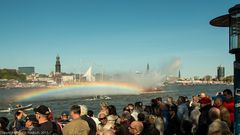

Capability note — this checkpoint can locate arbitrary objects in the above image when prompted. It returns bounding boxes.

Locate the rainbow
[15,82,144,101]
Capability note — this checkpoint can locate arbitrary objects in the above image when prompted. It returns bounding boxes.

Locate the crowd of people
[0,88,234,135]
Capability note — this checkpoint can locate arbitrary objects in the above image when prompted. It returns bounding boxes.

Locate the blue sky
[0,0,238,77]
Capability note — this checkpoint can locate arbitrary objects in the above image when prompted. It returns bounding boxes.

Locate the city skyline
[0,1,239,77]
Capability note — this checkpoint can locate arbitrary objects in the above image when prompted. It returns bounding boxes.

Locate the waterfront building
[146,63,149,73]
[18,67,35,75]
[62,75,75,84]
[54,55,62,84]
[178,70,181,79]
[217,65,225,81]
[55,55,61,73]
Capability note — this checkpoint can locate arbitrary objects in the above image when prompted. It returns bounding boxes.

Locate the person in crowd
[100,102,109,115]
[208,120,232,135]
[128,121,143,135]
[141,116,157,135]
[88,110,100,127]
[196,97,212,135]
[29,105,62,135]
[154,106,164,135]
[102,129,115,135]
[189,96,199,108]
[127,104,135,114]
[141,116,160,135]
[223,89,234,131]
[213,97,231,128]
[151,99,159,109]
[166,97,175,106]
[209,107,221,123]
[208,107,232,135]
[62,105,89,135]
[58,111,70,129]
[180,120,193,135]
[97,112,108,134]
[143,105,152,115]
[19,114,39,135]
[80,105,97,135]
[190,102,201,135]
[177,96,189,122]
[120,111,133,130]
[137,113,145,122]
[25,114,39,130]
[108,105,120,123]
[103,115,118,131]
[9,110,27,132]
[0,117,9,134]
[156,97,163,104]
[112,123,128,135]
[159,102,170,134]
[166,105,180,135]
[131,102,143,121]
[198,92,207,99]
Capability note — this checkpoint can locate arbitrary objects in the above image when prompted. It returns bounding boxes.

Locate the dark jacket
[30,121,62,135]
[196,105,212,135]
[81,115,97,135]
[166,115,180,135]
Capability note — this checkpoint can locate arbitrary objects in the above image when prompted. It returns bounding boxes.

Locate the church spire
[147,63,149,73]
[178,70,181,79]
[55,55,61,73]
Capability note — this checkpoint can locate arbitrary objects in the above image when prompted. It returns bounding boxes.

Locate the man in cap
[30,105,62,135]
[196,97,212,135]
[59,111,70,128]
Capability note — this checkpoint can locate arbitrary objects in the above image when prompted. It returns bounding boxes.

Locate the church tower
[146,63,150,73]
[55,55,62,84]
[178,70,181,79]
[55,55,61,73]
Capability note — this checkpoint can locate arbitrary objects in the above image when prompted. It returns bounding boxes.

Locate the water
[0,84,233,119]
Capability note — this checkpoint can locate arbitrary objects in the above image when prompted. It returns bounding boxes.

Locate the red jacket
[223,98,234,123]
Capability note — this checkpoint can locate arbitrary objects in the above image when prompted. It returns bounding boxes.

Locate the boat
[85,95,111,101]
[0,104,33,113]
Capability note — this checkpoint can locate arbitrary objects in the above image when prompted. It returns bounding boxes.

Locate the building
[147,63,149,73]
[55,55,61,73]
[18,67,35,75]
[217,65,225,81]
[82,66,95,82]
[178,70,181,79]
[54,55,62,84]
[62,75,75,83]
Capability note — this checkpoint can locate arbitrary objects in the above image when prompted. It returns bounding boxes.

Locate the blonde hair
[79,105,88,116]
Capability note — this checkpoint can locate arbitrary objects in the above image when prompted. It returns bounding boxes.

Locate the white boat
[0,104,33,113]
[85,95,111,101]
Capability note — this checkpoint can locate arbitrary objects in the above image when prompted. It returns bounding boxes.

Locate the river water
[0,84,233,119]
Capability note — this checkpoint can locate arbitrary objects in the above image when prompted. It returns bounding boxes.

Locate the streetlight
[210,4,240,134]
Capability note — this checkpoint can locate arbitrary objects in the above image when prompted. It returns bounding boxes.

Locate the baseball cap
[26,114,38,123]
[61,111,69,116]
[199,97,211,104]
[34,105,50,115]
